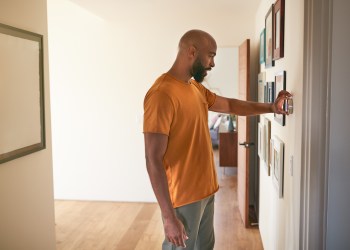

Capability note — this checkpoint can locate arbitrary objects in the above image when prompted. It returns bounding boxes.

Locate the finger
[176,238,185,248]
[171,237,179,247]
[183,228,189,240]
[284,93,292,100]
[276,106,289,115]
[182,225,188,238]
[178,235,186,248]
[169,234,182,248]
[276,100,285,111]
[278,93,290,101]
[274,105,285,114]
[170,236,182,248]
[279,110,288,115]
[182,228,189,247]
[167,236,175,246]
[277,90,292,99]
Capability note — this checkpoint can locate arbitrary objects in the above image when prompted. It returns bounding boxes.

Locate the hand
[273,90,292,115]
[163,216,189,248]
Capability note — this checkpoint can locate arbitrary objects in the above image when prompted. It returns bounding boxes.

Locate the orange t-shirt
[143,73,219,208]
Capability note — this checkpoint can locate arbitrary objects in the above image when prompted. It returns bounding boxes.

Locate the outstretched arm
[144,133,188,248]
[210,90,292,116]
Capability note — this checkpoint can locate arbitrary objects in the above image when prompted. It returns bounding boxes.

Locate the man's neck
[167,66,192,84]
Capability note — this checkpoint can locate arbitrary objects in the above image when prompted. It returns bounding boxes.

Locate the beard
[191,57,207,83]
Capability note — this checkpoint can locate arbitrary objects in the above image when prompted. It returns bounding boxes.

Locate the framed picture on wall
[265,4,275,68]
[271,135,284,198]
[260,29,266,64]
[273,0,285,60]
[0,23,46,164]
[264,118,271,176]
[258,72,266,103]
[258,122,264,161]
[274,71,287,126]
[267,81,275,103]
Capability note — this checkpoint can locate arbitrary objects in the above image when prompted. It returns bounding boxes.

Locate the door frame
[300,0,332,249]
[237,39,251,227]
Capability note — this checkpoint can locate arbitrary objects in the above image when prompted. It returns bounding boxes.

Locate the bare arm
[210,90,292,116]
[144,133,188,248]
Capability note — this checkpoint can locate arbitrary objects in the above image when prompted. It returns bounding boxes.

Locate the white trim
[300,0,333,249]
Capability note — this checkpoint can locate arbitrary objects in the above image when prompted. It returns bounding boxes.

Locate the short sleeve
[192,81,217,107]
[143,90,174,135]
[204,87,217,108]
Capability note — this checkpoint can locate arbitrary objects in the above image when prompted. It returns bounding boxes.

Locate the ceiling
[70,0,261,22]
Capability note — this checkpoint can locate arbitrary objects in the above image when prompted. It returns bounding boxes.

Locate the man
[143,29,290,249]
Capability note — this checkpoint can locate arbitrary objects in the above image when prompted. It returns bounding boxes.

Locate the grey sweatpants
[162,195,215,250]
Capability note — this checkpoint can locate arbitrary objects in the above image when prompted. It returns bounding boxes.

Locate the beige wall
[0,0,56,249]
[254,0,304,249]
[48,0,256,202]
[205,47,239,99]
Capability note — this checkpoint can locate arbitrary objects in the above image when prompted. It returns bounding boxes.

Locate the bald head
[178,29,216,52]
[168,30,217,83]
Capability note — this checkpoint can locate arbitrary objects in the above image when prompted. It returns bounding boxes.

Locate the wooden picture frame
[258,72,266,103]
[0,23,45,164]
[273,0,285,60]
[265,4,275,68]
[264,118,271,176]
[271,135,284,198]
[260,29,266,64]
[274,71,286,126]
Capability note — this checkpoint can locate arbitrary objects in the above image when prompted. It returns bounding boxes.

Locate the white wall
[0,0,56,249]
[254,0,304,249]
[327,1,350,248]
[205,47,239,99]
[48,0,256,202]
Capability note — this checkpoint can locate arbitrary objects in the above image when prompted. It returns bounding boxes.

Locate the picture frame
[264,118,271,176]
[269,138,274,178]
[258,122,264,161]
[258,72,266,103]
[0,23,45,164]
[271,135,284,198]
[259,29,266,64]
[265,4,275,68]
[274,71,286,126]
[267,81,275,103]
[273,0,285,60]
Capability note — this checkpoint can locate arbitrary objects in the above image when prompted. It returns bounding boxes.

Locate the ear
[188,45,197,59]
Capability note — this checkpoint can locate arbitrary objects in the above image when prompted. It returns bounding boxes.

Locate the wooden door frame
[237,39,251,227]
[300,0,332,249]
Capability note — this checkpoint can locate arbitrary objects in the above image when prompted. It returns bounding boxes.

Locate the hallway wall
[48,0,256,202]
[0,0,56,249]
[254,0,304,249]
[327,1,350,248]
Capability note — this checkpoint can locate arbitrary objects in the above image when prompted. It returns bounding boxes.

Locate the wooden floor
[55,150,263,250]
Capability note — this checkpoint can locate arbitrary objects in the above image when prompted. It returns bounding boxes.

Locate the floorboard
[55,149,263,250]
